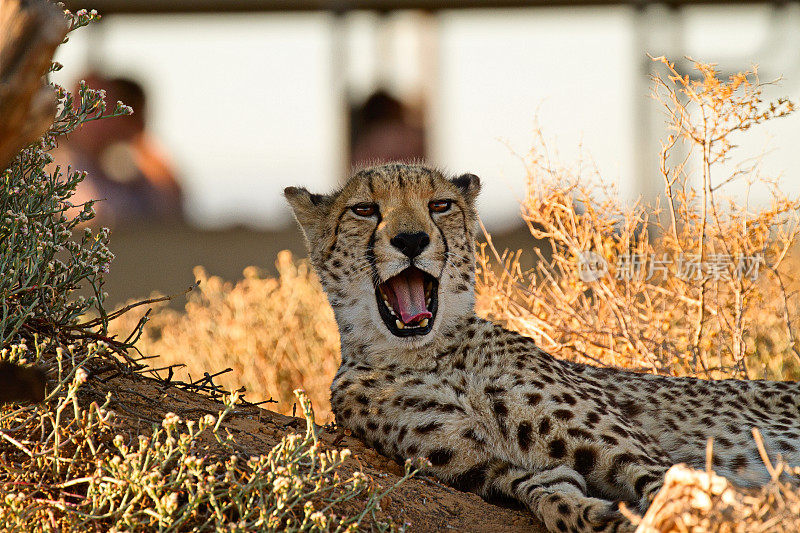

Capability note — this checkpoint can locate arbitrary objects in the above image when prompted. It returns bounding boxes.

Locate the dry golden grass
[113,250,340,421]
[476,57,800,381]
[630,458,800,532]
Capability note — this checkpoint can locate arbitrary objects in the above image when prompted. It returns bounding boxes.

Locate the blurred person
[56,73,183,226]
[349,89,426,167]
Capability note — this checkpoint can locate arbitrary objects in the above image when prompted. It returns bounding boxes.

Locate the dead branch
[0,0,68,169]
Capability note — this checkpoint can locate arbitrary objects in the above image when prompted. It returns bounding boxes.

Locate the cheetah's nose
[390,232,430,258]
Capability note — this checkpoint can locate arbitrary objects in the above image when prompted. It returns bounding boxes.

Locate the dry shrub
[631,461,800,532]
[113,250,340,421]
[476,57,800,380]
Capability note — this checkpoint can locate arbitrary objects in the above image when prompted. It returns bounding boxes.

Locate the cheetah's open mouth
[375,266,438,337]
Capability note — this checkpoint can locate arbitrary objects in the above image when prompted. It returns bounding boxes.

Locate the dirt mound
[95,374,800,532]
[102,374,545,533]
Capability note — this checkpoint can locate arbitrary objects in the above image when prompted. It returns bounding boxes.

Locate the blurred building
[56,2,800,228]
[53,1,800,304]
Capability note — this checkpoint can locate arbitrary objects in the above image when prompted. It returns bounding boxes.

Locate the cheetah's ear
[284,186,333,244]
[451,173,481,204]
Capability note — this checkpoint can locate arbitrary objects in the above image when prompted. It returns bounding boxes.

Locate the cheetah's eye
[351,203,378,217]
[428,200,452,213]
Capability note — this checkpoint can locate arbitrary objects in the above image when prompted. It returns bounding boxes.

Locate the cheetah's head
[285,164,480,352]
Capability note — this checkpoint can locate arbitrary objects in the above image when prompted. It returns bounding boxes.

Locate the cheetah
[285,163,800,532]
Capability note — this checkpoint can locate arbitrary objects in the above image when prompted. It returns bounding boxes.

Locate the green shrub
[1,9,127,348]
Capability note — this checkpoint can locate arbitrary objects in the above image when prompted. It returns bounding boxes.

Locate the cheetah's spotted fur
[285,163,800,533]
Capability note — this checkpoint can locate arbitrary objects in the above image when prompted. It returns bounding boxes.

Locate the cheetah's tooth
[395,319,405,329]
[420,318,429,327]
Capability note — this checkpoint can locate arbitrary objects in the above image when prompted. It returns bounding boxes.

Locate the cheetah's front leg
[475,461,635,533]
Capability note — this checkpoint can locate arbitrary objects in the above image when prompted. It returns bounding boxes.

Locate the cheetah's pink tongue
[386,268,432,324]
